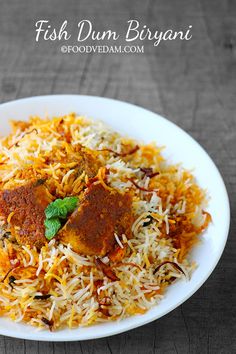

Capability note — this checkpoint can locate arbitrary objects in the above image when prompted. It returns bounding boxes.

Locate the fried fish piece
[0,181,53,248]
[58,183,133,256]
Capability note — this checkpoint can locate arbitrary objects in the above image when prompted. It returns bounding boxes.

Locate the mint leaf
[44,218,61,240]
[45,196,78,219]
[63,196,78,213]
[45,200,67,219]
[44,196,78,240]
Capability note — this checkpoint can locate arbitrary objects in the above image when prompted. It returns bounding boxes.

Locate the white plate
[0,95,230,341]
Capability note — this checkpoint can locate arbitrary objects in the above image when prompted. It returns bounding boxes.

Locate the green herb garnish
[44,218,61,240]
[45,196,78,219]
[44,196,78,240]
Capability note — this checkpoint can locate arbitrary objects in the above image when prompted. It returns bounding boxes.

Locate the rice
[0,113,211,330]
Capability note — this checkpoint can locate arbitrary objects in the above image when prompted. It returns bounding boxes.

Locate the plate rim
[0,94,230,341]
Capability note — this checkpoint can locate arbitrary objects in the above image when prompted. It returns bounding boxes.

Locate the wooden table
[0,0,235,353]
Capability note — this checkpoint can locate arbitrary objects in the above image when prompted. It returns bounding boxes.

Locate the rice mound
[0,113,211,330]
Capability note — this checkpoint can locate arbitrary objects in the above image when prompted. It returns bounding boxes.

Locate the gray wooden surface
[0,0,235,353]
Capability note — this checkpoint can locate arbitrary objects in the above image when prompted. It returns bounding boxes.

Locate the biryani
[0,113,211,330]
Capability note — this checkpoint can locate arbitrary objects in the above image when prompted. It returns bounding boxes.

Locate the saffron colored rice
[0,113,211,330]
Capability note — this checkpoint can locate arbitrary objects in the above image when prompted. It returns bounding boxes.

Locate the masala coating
[58,183,133,256]
[0,181,53,248]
